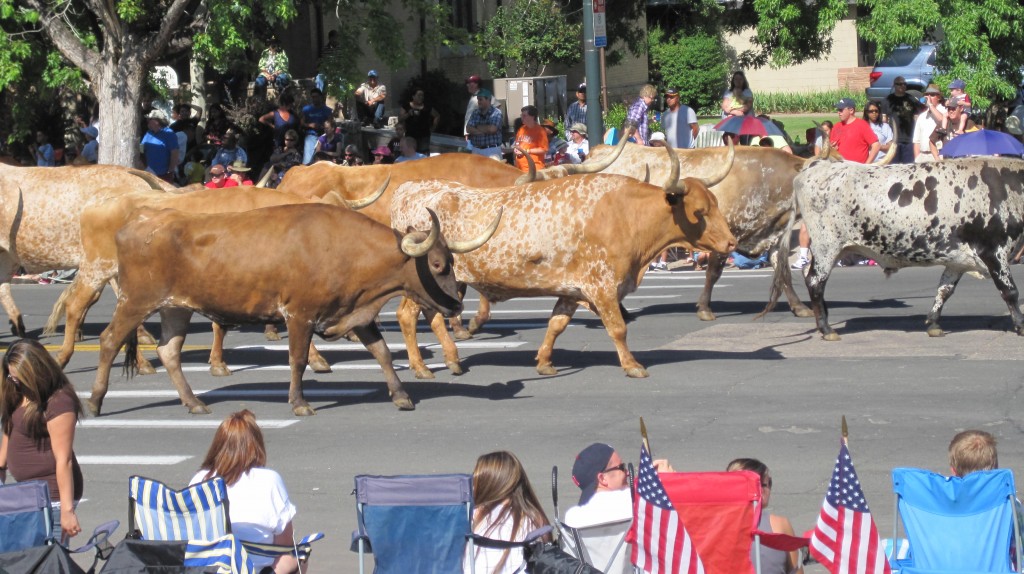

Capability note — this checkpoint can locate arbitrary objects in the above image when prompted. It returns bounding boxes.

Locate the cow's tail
[756,211,797,320]
[42,286,71,337]
[122,329,140,379]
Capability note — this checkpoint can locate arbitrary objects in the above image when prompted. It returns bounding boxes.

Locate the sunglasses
[6,374,19,386]
[211,173,225,178]
[894,82,907,86]
[284,138,296,142]
[602,463,627,474]
[867,109,880,113]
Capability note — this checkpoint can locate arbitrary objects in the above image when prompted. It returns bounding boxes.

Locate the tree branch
[23,0,101,78]
[143,0,194,62]
[81,0,122,46]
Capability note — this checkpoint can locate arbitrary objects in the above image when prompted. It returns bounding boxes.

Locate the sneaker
[791,256,810,270]
[655,261,667,270]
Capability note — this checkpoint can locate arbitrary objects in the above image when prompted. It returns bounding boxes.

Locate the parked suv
[865,44,937,99]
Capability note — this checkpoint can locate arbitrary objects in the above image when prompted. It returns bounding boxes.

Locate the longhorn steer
[90,205,497,416]
[390,146,737,378]
[0,164,174,335]
[767,157,1024,339]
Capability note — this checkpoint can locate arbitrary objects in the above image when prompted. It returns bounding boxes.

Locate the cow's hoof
[188,404,212,415]
[309,357,333,373]
[625,367,649,378]
[392,393,415,411]
[10,319,25,338]
[696,309,716,322]
[209,364,232,377]
[292,404,317,416]
[414,368,435,379]
[446,361,464,375]
[467,319,483,335]
[822,332,841,342]
[85,400,101,417]
[537,364,557,376]
[75,331,84,342]
[452,327,473,341]
[793,306,815,318]
[264,330,282,341]
[136,361,157,376]
[927,326,945,337]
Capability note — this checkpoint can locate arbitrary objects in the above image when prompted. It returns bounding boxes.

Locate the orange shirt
[514,124,548,172]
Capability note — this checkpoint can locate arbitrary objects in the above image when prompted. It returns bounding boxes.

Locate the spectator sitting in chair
[393,136,427,163]
[227,159,254,186]
[948,430,998,477]
[204,164,237,189]
[255,38,290,97]
[565,443,673,529]
[354,70,387,129]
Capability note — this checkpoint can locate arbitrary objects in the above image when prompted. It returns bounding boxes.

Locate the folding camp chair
[890,467,1023,573]
[351,473,475,574]
[658,470,808,574]
[128,475,322,572]
[550,465,635,574]
[0,480,55,553]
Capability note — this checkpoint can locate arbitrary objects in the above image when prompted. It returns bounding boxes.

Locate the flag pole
[640,417,651,455]
[842,415,849,447]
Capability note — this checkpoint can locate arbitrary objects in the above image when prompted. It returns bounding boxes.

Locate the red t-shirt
[830,118,878,163]
[204,178,240,189]
[7,386,84,501]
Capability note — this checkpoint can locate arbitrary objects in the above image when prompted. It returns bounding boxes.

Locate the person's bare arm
[49,412,80,540]
[867,142,880,162]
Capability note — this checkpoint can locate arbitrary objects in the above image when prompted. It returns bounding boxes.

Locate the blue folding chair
[128,475,322,572]
[0,480,54,552]
[890,467,1023,573]
[351,473,475,574]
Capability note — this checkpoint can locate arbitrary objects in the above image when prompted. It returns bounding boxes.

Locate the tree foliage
[721,0,848,69]
[648,27,729,114]
[471,0,582,77]
[858,0,1024,101]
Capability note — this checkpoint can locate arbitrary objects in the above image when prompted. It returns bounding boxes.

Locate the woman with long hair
[466,451,550,574]
[721,71,754,117]
[726,458,803,574]
[191,410,304,574]
[0,339,85,544]
[863,101,893,162]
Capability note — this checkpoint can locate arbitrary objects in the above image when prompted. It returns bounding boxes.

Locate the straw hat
[229,159,250,172]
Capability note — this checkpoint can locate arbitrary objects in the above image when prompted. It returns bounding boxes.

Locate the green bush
[751,90,866,115]
[649,28,729,115]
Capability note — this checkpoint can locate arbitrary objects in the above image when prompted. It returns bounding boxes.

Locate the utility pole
[582,0,606,146]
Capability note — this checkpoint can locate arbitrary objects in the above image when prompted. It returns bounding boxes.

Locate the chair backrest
[559,518,633,574]
[128,475,231,542]
[892,467,1022,573]
[658,470,762,574]
[353,473,473,574]
[0,480,54,553]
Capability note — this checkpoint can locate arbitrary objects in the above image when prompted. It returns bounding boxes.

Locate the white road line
[78,455,192,465]
[79,419,300,429]
[155,363,450,373]
[234,341,525,351]
[639,273,771,280]
[460,294,682,302]
[77,389,378,399]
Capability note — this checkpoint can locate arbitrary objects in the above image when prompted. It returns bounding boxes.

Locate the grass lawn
[699,113,836,145]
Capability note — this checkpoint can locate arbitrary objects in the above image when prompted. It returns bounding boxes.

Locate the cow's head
[400,207,502,317]
[662,143,737,255]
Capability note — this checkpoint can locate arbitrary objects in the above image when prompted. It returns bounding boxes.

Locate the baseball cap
[466,74,482,85]
[835,98,856,110]
[947,95,963,108]
[476,88,493,99]
[80,126,98,139]
[948,79,966,90]
[577,83,587,92]
[367,70,378,77]
[924,84,942,95]
[372,145,391,156]
[344,144,359,155]
[650,131,667,142]
[572,443,615,505]
[541,118,558,135]
[665,88,680,96]
[552,138,569,150]
[569,122,588,136]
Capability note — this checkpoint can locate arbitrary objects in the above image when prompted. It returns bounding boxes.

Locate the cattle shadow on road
[459,346,788,374]
[631,297,912,321]
[839,313,1018,336]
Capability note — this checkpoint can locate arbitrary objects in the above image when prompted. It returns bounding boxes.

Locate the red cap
[466,75,482,85]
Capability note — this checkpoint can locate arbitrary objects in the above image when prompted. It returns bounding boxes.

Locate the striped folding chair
[128,475,323,572]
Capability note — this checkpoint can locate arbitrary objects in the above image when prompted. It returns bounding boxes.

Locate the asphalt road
[7,262,1023,572]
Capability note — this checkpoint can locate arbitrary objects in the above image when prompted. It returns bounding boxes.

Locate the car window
[926,51,935,66]
[877,47,919,67]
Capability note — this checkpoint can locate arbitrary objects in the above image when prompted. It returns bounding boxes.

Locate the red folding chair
[658,470,808,574]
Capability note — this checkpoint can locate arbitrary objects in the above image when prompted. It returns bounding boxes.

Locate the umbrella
[713,115,787,138]
[940,129,1024,158]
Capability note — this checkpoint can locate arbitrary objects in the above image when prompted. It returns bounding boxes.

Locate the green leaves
[471,0,582,77]
[649,28,729,114]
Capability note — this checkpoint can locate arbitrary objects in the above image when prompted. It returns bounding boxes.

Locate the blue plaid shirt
[467,106,504,149]
[626,97,651,145]
[565,101,587,132]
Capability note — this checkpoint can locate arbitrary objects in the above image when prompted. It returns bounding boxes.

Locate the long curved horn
[128,169,166,190]
[643,164,650,183]
[400,208,441,257]
[873,119,898,165]
[343,174,390,209]
[513,147,536,185]
[700,139,735,188]
[662,144,681,191]
[561,132,629,175]
[448,207,503,253]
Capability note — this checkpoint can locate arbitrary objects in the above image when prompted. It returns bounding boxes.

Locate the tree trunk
[94,46,147,167]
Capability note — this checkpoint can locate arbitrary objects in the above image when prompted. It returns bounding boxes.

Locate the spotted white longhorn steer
[390,145,737,378]
[766,157,1024,339]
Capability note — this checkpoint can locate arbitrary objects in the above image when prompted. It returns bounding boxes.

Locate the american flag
[629,443,704,574]
[809,442,891,574]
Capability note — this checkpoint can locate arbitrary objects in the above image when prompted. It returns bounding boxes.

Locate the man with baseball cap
[466,88,504,160]
[830,98,879,163]
[565,83,588,137]
[661,87,698,149]
[354,70,387,128]
[464,74,497,143]
[881,76,922,163]
[913,85,946,162]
